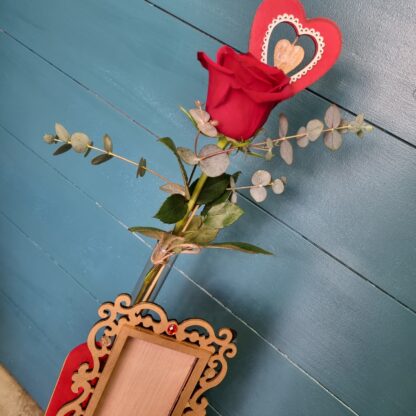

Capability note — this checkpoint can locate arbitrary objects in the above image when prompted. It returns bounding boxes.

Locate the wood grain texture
[96,338,196,416]
[0,33,415,415]
[147,0,416,146]
[0,1,414,309]
[0,1,415,415]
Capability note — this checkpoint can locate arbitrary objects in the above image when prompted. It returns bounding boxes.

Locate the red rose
[197,46,294,141]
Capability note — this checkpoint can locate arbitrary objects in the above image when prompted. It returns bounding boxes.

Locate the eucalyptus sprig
[42,102,373,258]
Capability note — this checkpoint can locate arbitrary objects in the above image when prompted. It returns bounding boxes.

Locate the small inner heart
[274,39,304,74]
[267,23,316,77]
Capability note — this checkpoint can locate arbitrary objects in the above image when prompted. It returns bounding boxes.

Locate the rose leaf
[204,201,244,229]
[128,226,167,240]
[154,194,188,224]
[201,242,272,255]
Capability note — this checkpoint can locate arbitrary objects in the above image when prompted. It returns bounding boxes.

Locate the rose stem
[174,139,228,232]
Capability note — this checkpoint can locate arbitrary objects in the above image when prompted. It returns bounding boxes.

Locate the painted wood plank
[1,38,416,415]
[0,140,355,416]
[147,0,416,145]
[0,2,414,310]
[0,290,62,409]
[0,211,98,353]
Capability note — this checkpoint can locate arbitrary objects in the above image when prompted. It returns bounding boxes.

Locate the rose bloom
[197,46,294,141]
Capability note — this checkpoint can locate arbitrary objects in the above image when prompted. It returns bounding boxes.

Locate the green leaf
[202,242,272,255]
[91,153,113,165]
[189,174,231,205]
[128,226,167,240]
[53,143,72,156]
[158,137,190,198]
[201,172,241,215]
[154,194,188,224]
[204,201,244,229]
[184,225,219,244]
[136,157,146,178]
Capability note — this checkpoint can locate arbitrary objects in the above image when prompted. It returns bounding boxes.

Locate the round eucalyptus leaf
[189,108,210,124]
[55,123,70,142]
[198,122,218,138]
[177,147,199,165]
[280,140,293,165]
[199,144,230,177]
[306,119,324,141]
[324,130,343,151]
[271,178,285,194]
[250,186,267,203]
[43,134,55,144]
[324,105,341,128]
[70,132,91,153]
[251,170,271,186]
[296,127,309,148]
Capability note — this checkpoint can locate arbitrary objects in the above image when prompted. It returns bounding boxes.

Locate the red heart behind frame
[249,0,342,95]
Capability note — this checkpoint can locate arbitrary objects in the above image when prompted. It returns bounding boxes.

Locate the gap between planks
[1,29,415,317]
[1,125,360,416]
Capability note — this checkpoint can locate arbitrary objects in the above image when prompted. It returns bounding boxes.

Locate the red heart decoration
[249,0,342,95]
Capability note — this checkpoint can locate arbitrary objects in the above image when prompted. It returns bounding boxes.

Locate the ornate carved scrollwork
[57,294,237,416]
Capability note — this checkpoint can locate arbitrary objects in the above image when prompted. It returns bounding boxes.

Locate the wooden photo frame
[56,294,237,416]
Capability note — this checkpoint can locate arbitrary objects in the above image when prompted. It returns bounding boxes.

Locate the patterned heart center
[262,14,325,84]
[273,38,305,74]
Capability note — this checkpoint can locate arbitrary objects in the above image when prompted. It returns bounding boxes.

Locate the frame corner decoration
[56,294,237,416]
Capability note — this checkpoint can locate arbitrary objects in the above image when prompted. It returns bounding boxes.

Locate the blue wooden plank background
[0,1,415,415]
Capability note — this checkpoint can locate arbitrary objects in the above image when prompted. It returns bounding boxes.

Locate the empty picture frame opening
[87,326,211,416]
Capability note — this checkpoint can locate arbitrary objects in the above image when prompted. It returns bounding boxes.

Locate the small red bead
[167,323,178,335]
